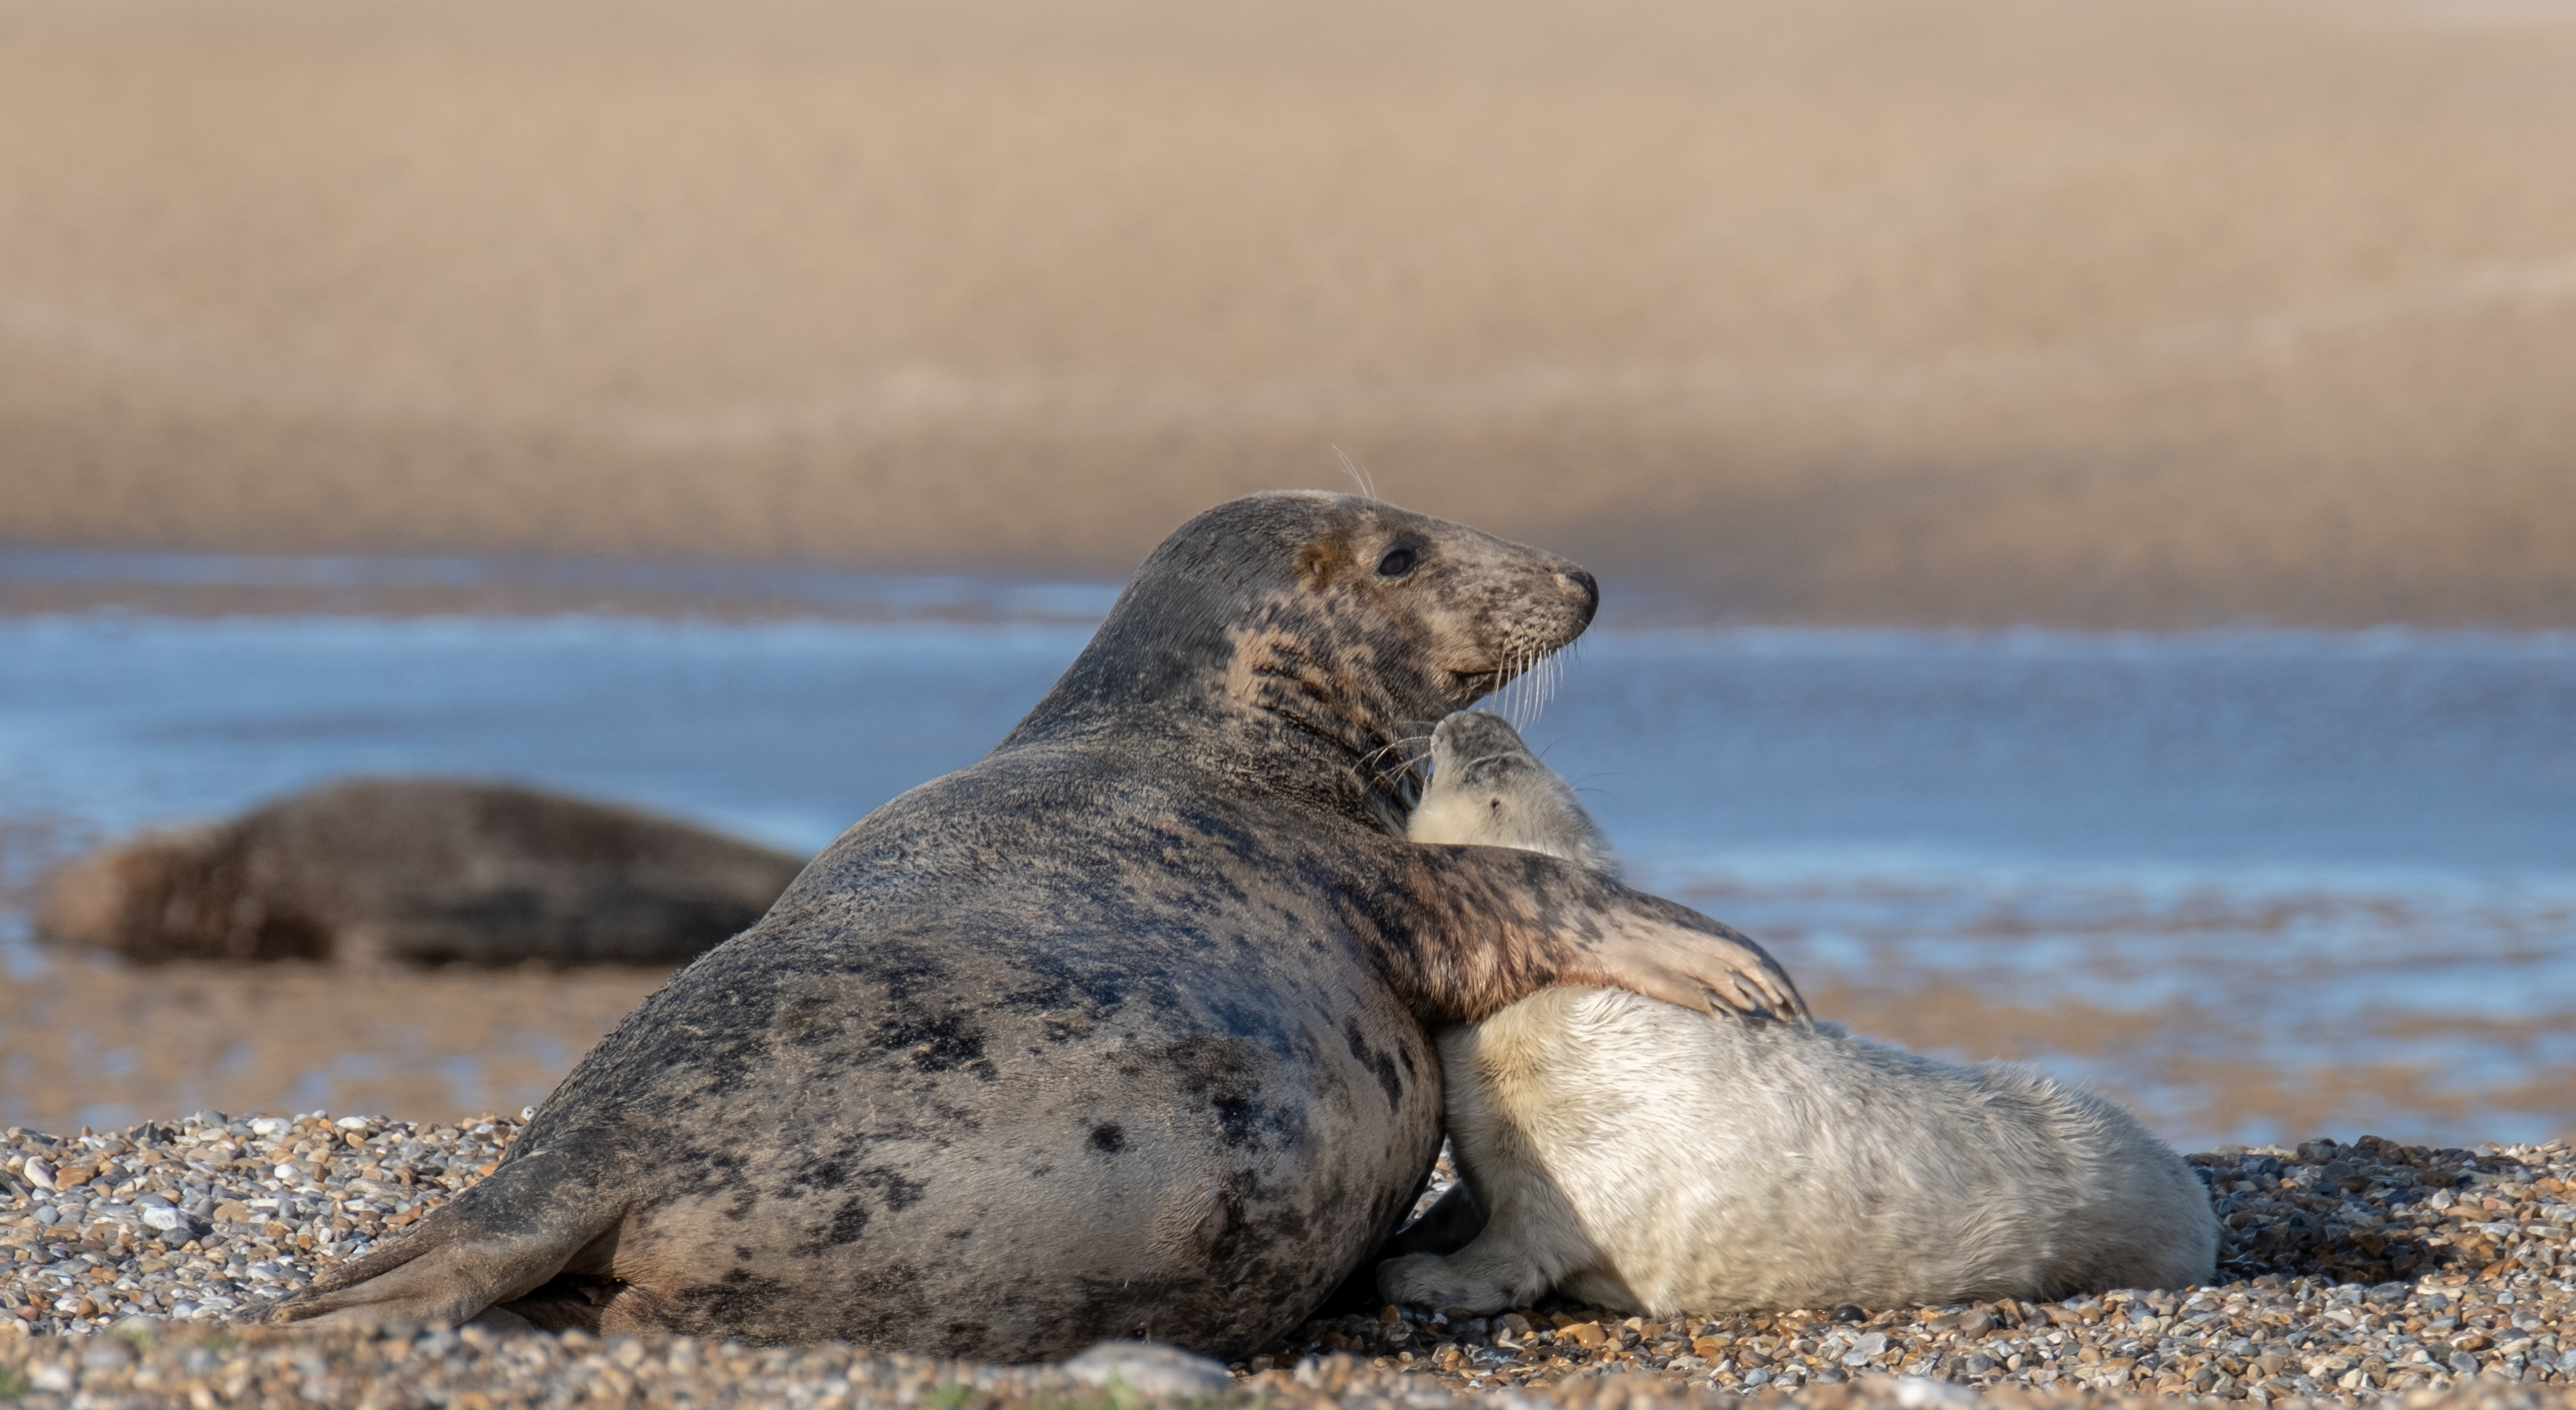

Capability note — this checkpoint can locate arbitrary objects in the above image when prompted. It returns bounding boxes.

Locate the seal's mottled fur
[271,492,1804,1357]
[1385,711,2219,1316]
[37,779,804,967]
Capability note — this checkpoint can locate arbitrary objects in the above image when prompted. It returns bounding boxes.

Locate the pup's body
[1388,712,2219,1316]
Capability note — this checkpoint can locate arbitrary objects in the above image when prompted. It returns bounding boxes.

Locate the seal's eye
[1377,547,1418,578]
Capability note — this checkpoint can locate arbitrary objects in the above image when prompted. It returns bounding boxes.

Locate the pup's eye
[1377,547,1418,578]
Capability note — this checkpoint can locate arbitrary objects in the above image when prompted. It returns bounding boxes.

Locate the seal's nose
[1556,567,1600,620]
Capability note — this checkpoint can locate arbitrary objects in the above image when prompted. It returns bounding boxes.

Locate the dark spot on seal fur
[860,1167,926,1211]
[804,1200,871,1253]
[673,1268,794,1324]
[1212,1096,1260,1147]
[1089,1123,1126,1152]
[1343,1016,1405,1107]
[941,1322,991,1353]
[873,1010,998,1081]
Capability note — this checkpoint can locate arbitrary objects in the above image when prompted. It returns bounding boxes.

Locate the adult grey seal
[36,778,806,967]
[1385,710,2219,1315]
[270,491,1806,1358]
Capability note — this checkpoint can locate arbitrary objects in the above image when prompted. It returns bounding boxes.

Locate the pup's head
[1407,710,1618,876]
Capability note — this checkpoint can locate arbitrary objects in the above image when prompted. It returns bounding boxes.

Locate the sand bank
[4,0,2575,625]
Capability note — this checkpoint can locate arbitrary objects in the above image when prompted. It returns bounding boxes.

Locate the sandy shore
[2,1114,2572,1403]
[4,0,2575,625]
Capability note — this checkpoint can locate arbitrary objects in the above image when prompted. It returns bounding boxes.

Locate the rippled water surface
[2,583,2570,1147]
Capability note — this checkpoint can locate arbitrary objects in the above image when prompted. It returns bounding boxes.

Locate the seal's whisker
[1355,732,1436,806]
[1358,734,1433,776]
[1332,444,1379,500]
[1512,639,1573,727]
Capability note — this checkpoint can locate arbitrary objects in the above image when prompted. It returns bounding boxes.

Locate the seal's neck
[998,583,1432,833]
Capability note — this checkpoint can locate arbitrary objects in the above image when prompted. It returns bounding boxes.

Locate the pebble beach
[4,1112,2573,1406]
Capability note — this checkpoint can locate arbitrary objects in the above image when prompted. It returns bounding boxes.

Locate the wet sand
[5,0,2576,625]
[0,961,662,1135]
[4,956,2563,1147]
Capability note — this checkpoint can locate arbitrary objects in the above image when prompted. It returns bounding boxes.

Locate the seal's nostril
[1558,569,1599,607]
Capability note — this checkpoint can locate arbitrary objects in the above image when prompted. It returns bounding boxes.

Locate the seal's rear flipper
[267,1149,620,1330]
[1310,1182,1488,1317]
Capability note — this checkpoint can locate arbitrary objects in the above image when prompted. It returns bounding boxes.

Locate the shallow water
[2,581,2570,1148]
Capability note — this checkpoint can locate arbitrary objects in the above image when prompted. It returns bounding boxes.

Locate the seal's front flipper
[268,1147,619,1330]
[1384,845,1809,1024]
[1569,899,1809,1022]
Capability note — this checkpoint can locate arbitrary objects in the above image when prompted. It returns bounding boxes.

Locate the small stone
[1893,1374,1975,1407]
[1061,1340,1233,1397]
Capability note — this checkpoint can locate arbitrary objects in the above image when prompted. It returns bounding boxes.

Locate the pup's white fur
[1387,711,2219,1315]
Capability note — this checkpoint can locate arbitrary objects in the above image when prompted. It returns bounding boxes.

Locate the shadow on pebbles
[3,1112,2573,1406]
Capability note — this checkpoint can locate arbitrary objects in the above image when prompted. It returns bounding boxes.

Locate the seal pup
[36,779,807,967]
[1383,711,2219,1316]
[269,491,1806,1358]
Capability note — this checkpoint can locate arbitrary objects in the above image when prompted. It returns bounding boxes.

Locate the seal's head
[1003,491,1597,828]
[1408,710,1619,877]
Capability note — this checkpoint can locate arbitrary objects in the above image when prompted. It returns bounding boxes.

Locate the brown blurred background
[5,0,2575,1142]
[5,0,2574,625]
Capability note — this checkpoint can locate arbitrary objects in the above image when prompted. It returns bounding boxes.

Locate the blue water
[8,614,2570,878]
[3,603,2572,1146]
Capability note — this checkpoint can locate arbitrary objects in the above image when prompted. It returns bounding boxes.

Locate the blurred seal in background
[36,778,807,966]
